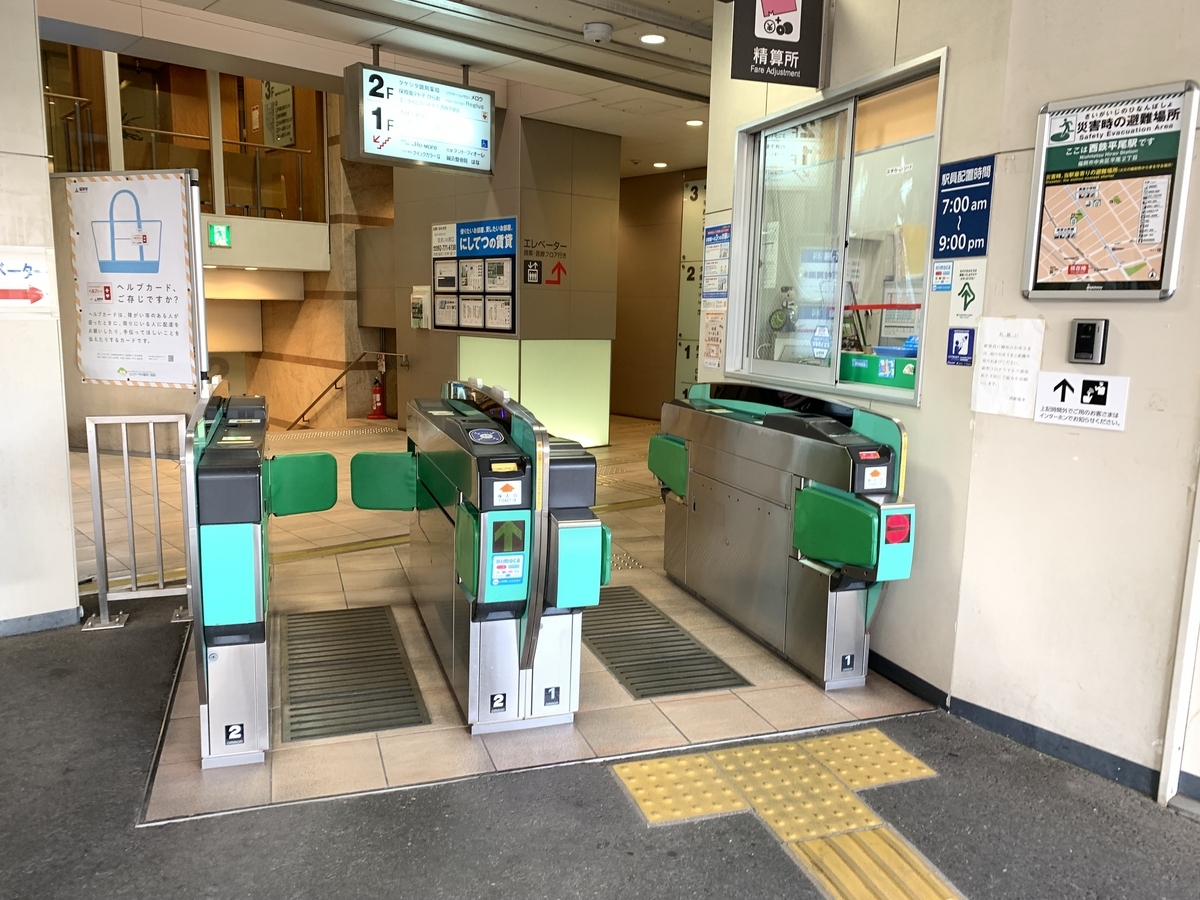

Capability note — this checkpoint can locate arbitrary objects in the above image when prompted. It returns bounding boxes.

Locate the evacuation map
[1034,91,1185,291]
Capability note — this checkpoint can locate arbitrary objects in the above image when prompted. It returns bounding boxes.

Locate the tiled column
[0,0,80,634]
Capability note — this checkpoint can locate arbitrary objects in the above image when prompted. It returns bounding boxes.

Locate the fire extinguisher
[367,377,388,420]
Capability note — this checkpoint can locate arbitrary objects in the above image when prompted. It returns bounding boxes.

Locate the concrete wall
[613,172,684,419]
[391,85,620,425]
[705,0,1200,782]
[0,0,79,634]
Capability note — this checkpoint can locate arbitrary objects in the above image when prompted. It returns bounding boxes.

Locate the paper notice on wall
[67,173,197,387]
[701,310,726,371]
[970,317,1045,418]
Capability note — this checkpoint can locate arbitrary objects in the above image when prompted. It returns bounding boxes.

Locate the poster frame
[1021,81,1199,301]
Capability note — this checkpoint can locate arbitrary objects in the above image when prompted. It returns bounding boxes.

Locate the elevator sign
[343,63,495,175]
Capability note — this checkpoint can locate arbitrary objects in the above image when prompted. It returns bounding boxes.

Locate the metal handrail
[45,91,96,172]
[45,91,93,105]
[221,137,312,154]
[122,124,211,142]
[287,352,370,431]
[286,351,410,430]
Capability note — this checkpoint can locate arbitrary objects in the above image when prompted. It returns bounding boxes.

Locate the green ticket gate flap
[793,483,879,570]
[455,503,480,597]
[267,452,338,517]
[350,451,417,510]
[648,433,687,497]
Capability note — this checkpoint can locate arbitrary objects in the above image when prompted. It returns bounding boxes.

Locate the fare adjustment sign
[343,63,494,175]
[730,0,826,86]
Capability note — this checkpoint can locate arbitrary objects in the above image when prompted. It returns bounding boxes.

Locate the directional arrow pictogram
[494,520,524,553]
[1053,378,1074,402]
[957,281,976,309]
[0,287,43,304]
[545,261,566,285]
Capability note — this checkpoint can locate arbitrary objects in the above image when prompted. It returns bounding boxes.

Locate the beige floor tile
[145,758,272,820]
[691,627,771,659]
[828,673,932,719]
[270,572,345,595]
[574,704,687,756]
[720,652,807,688]
[408,687,465,729]
[339,569,409,591]
[270,737,387,802]
[271,557,342,577]
[172,684,200,718]
[654,692,774,743]
[579,669,638,711]
[735,684,858,731]
[379,728,494,786]
[345,586,414,608]
[337,549,404,572]
[270,592,348,614]
[409,654,453,694]
[664,606,729,634]
[159,716,201,764]
[579,646,606,674]
[482,723,596,770]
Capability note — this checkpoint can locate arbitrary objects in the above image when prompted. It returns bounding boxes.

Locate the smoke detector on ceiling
[583,22,613,44]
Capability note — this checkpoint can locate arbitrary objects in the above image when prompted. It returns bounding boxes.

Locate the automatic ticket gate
[648,384,916,690]
[189,395,337,767]
[348,379,610,733]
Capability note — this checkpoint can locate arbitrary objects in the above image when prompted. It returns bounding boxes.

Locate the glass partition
[40,42,111,173]
[737,66,942,403]
[220,75,326,222]
[118,56,214,212]
[750,106,852,385]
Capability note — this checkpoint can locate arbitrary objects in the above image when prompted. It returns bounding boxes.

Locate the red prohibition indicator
[885,514,912,544]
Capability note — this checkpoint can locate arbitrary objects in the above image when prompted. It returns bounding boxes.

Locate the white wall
[705,0,1200,773]
[0,0,80,634]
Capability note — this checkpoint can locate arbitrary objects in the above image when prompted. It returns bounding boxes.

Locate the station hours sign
[342,63,495,175]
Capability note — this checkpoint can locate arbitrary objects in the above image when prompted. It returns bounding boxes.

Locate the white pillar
[207,69,225,215]
[102,50,123,170]
[0,0,81,634]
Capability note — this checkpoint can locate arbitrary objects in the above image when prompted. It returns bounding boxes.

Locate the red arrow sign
[0,287,43,304]
[545,261,566,285]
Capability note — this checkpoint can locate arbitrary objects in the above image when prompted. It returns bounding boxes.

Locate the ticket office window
[738,70,941,402]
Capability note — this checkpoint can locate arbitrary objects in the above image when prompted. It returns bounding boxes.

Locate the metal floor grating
[280,606,430,742]
[583,586,750,700]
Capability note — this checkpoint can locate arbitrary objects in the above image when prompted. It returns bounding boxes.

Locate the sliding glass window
[737,66,941,403]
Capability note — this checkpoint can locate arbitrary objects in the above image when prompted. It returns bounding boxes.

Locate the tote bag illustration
[91,189,163,274]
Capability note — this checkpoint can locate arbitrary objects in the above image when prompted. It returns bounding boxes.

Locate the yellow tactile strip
[802,727,937,790]
[613,754,750,824]
[613,728,960,899]
[791,826,959,900]
[710,743,880,841]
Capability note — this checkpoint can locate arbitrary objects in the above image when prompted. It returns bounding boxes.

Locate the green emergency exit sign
[208,223,232,248]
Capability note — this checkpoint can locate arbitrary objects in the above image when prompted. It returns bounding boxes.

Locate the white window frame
[726,49,947,408]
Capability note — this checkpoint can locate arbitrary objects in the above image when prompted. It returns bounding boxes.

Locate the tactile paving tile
[801,728,936,790]
[613,754,750,824]
[709,742,881,841]
[790,826,960,900]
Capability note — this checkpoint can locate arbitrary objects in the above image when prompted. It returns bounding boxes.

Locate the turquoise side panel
[482,509,532,604]
[199,523,259,626]
[555,523,601,608]
[876,508,915,581]
[851,409,904,470]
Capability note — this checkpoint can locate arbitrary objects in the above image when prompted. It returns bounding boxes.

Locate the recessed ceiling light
[686,119,704,127]
[640,34,666,44]
[653,162,668,168]
[244,267,258,271]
